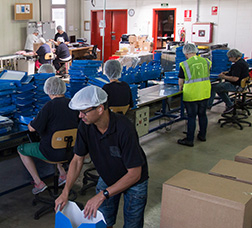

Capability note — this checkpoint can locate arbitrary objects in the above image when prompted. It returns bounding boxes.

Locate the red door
[91,10,127,62]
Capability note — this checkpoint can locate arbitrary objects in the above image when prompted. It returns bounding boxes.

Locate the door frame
[152,8,177,50]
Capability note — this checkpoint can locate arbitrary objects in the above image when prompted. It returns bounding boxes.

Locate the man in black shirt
[55,85,149,228]
[208,49,249,114]
[50,25,69,45]
[18,77,79,195]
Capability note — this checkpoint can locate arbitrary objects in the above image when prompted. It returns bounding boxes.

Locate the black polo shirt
[74,111,149,186]
[228,58,249,86]
[54,32,69,42]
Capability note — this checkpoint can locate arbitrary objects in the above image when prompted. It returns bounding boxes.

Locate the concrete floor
[1,102,252,228]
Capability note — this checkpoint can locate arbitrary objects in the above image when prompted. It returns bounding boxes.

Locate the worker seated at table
[102,60,133,108]
[38,63,56,74]
[24,29,40,52]
[35,37,51,70]
[17,77,79,194]
[177,43,211,147]
[208,49,249,114]
[50,25,69,46]
[53,37,72,73]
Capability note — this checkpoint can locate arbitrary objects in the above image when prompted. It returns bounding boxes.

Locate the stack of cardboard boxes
[160,146,252,228]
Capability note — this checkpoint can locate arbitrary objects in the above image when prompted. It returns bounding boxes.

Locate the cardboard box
[209,159,252,185]
[235,146,252,165]
[160,169,252,228]
[129,35,137,43]
[55,201,106,228]
[142,42,153,52]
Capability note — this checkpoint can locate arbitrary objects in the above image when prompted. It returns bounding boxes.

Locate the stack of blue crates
[164,71,179,85]
[175,46,186,71]
[33,73,54,113]
[87,71,110,87]
[211,49,231,74]
[0,81,17,119]
[68,60,102,97]
[13,82,35,118]
[246,59,252,68]
[0,115,14,134]
[130,84,138,109]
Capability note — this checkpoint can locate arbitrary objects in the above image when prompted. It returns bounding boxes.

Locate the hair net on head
[38,64,56,74]
[183,43,198,54]
[57,25,63,31]
[43,76,66,95]
[69,85,108,110]
[57,37,65,43]
[104,60,122,79]
[39,37,46,44]
[227,49,242,58]
[33,29,40,34]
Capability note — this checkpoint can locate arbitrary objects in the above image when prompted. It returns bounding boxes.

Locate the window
[51,0,66,31]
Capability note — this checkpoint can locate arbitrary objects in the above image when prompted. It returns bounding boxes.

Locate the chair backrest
[240,77,250,89]
[45,53,54,60]
[51,128,77,149]
[109,104,130,115]
[92,45,97,59]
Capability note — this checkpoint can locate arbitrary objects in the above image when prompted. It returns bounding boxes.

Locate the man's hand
[84,191,106,219]
[218,72,226,79]
[55,192,69,212]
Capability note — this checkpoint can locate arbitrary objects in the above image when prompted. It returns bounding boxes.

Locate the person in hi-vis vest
[178,43,212,147]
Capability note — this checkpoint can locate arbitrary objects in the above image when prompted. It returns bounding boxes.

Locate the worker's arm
[28,123,36,132]
[178,78,184,91]
[84,166,142,219]
[218,72,239,82]
[54,154,85,211]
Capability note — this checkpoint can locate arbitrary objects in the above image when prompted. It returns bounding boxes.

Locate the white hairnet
[43,76,66,95]
[104,60,122,79]
[39,37,46,44]
[183,43,198,54]
[57,25,63,31]
[38,64,56,74]
[227,49,242,58]
[57,37,65,43]
[33,29,40,34]
[69,85,108,110]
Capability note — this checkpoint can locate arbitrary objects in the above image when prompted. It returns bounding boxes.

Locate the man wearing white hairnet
[177,43,211,147]
[53,37,71,71]
[24,29,39,52]
[51,25,69,45]
[55,85,149,228]
[102,60,133,108]
[17,77,79,194]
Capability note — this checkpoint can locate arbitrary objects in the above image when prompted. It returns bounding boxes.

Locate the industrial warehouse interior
[1,1,252,228]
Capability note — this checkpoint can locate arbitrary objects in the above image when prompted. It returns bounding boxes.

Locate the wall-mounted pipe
[196,0,199,22]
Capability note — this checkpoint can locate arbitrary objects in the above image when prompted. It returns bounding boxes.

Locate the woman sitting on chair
[53,37,72,73]
[35,37,51,71]
[17,77,79,195]
[102,60,133,109]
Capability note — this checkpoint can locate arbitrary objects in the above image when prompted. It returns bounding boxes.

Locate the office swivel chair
[82,45,97,60]
[33,128,83,219]
[218,77,252,130]
[79,105,130,195]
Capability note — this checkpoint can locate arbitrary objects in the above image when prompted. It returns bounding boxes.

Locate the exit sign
[161,3,169,7]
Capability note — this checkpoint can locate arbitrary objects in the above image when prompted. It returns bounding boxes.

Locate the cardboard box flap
[209,159,252,184]
[165,169,252,204]
[236,146,252,159]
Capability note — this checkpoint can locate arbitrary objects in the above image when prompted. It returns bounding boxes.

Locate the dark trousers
[184,99,208,142]
[53,58,62,70]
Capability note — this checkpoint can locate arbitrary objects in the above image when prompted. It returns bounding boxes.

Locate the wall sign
[211,6,218,15]
[14,3,33,20]
[184,10,192,22]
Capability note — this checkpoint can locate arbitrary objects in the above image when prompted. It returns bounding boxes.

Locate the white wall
[81,0,252,58]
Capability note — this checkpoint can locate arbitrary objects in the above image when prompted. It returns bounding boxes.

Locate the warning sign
[184,10,192,22]
[211,6,218,15]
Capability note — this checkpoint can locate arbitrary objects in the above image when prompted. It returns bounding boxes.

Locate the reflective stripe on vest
[183,60,210,84]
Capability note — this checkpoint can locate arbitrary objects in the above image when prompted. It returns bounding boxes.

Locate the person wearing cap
[24,29,40,52]
[102,60,133,109]
[177,43,212,147]
[17,77,79,195]
[53,37,71,71]
[55,85,149,228]
[50,25,69,46]
[208,48,249,114]
[35,37,52,70]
